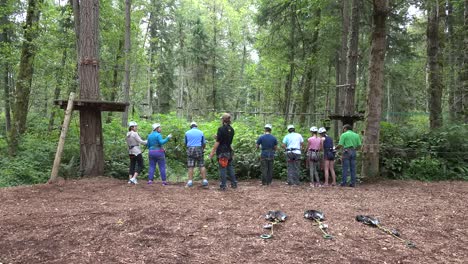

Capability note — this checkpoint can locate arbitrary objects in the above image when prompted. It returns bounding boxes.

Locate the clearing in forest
[0,178,467,263]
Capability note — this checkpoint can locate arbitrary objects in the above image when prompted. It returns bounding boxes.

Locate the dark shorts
[187,147,204,167]
[324,150,335,161]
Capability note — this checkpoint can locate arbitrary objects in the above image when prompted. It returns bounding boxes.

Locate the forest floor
[0,177,467,264]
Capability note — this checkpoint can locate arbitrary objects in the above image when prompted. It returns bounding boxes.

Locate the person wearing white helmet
[184,121,208,187]
[307,126,321,187]
[319,127,337,186]
[256,124,278,186]
[282,124,304,185]
[146,123,172,185]
[126,121,147,184]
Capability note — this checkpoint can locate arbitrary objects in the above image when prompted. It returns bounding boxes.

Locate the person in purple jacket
[147,123,172,185]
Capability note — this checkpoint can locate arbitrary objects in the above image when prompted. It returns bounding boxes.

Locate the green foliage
[380,122,468,181]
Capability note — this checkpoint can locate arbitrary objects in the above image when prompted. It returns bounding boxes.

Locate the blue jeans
[341,149,356,185]
[148,150,166,181]
[219,160,236,188]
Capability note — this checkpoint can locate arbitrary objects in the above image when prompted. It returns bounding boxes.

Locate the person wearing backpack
[282,125,304,185]
[307,126,322,187]
[319,127,336,186]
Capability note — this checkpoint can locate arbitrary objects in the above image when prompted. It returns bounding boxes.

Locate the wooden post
[49,92,75,183]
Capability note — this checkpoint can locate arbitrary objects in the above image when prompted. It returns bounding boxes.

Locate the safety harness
[260,210,287,239]
[304,210,333,239]
[356,215,416,248]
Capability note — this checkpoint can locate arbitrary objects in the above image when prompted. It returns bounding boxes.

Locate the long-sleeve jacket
[126,131,147,155]
[147,131,170,150]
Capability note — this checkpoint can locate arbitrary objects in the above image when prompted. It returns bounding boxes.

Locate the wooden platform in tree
[54,99,129,112]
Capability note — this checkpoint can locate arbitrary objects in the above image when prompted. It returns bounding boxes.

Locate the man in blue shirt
[185,122,208,187]
[256,124,278,186]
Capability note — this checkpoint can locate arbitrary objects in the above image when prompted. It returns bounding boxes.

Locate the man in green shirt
[336,124,362,187]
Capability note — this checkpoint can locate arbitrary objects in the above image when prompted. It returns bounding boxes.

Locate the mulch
[0,177,467,263]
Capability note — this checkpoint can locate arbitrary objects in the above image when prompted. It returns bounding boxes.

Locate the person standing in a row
[147,123,172,186]
[336,124,361,187]
[185,121,209,187]
[126,121,147,184]
[319,127,337,186]
[306,126,321,187]
[210,113,237,191]
[256,124,278,186]
[282,125,304,185]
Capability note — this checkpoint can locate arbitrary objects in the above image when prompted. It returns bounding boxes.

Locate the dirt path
[1,178,467,263]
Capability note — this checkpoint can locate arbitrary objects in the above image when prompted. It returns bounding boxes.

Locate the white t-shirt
[282,132,304,154]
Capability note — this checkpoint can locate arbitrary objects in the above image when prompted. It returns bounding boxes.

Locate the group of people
[263,123,361,187]
[126,113,362,190]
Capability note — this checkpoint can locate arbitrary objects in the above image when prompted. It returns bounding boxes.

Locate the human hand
[167,134,173,139]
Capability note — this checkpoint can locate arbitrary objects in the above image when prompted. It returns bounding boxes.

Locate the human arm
[209,141,220,159]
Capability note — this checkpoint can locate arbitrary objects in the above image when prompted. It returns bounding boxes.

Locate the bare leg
[200,166,207,180]
[188,167,194,181]
[330,160,336,185]
[324,160,330,185]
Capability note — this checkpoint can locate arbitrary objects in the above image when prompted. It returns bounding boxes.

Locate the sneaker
[186,180,193,187]
[128,180,132,184]
[147,180,153,185]
[162,181,168,186]
[202,179,209,187]
[219,186,226,191]
[231,184,237,189]
[130,178,138,184]
[349,184,355,188]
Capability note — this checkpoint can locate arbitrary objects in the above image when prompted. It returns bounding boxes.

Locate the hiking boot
[147,180,153,185]
[231,183,237,189]
[202,179,209,187]
[186,180,193,188]
[349,184,355,188]
[219,186,226,191]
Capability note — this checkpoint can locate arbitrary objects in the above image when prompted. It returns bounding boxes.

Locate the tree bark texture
[1,0,11,133]
[361,0,389,180]
[426,0,444,128]
[300,8,321,126]
[335,0,350,139]
[446,0,457,122]
[121,0,131,127]
[284,2,296,124]
[8,0,43,155]
[343,0,360,125]
[462,0,468,122]
[79,0,103,176]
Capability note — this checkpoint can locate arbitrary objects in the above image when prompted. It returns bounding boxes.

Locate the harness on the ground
[356,215,416,248]
[260,210,287,239]
[304,210,333,239]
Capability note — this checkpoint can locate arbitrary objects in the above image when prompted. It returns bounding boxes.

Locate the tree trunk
[334,0,350,140]
[79,0,103,176]
[361,0,389,180]
[106,39,123,123]
[1,0,11,133]
[427,0,444,129]
[211,2,218,111]
[70,0,80,94]
[48,49,68,132]
[447,0,457,122]
[284,3,296,124]
[121,0,131,127]
[461,0,468,123]
[8,0,44,156]
[343,0,360,127]
[300,8,321,126]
